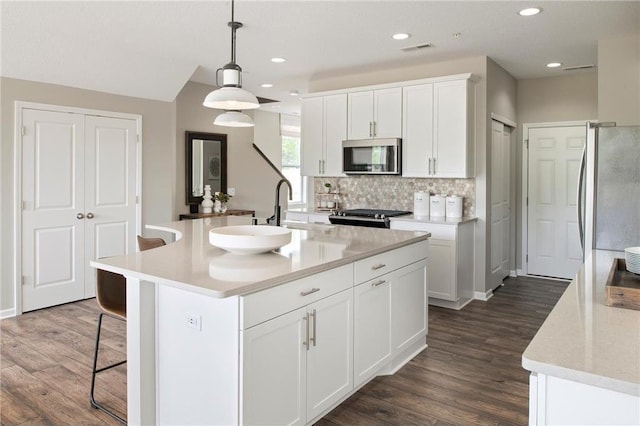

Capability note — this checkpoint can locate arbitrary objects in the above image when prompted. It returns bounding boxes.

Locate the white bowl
[624,247,640,274]
[209,225,292,255]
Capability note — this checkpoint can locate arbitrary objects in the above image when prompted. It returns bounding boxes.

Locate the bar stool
[90,236,166,424]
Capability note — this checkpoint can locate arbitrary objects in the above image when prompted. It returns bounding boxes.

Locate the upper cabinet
[348,87,402,139]
[403,77,476,178]
[302,73,476,178]
[301,94,348,177]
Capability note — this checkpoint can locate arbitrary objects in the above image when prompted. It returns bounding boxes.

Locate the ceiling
[2,1,639,115]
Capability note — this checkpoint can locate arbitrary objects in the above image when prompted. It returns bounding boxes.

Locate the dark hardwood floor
[1,275,567,425]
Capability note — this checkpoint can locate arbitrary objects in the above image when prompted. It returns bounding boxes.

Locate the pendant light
[214,110,255,127]
[203,0,259,121]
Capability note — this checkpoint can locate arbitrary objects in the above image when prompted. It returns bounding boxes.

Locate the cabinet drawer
[354,241,428,284]
[241,263,353,329]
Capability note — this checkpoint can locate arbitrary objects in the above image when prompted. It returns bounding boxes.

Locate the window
[280,114,306,207]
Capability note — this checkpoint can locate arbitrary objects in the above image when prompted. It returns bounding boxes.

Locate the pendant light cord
[230,0,236,64]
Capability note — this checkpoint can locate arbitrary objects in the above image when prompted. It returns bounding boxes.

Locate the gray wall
[515,72,598,270]
[1,77,175,313]
[598,34,640,125]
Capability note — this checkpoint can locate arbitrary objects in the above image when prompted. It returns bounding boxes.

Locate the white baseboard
[509,269,517,277]
[517,268,525,276]
[1,307,16,319]
[473,290,493,301]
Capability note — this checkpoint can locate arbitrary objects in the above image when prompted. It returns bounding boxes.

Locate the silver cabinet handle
[300,288,320,296]
[371,263,386,270]
[86,212,95,219]
[303,313,310,350]
[310,309,317,347]
[433,158,436,174]
[318,160,322,174]
[76,213,84,219]
[369,121,373,138]
[373,121,377,137]
[577,144,586,256]
[322,160,325,174]
[428,158,432,175]
[371,279,386,287]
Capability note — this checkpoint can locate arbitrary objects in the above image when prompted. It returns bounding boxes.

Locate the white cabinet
[354,276,391,387]
[402,78,475,178]
[348,87,402,139]
[390,220,475,310]
[402,83,434,177]
[241,263,354,426]
[353,244,428,387]
[301,94,347,176]
[432,79,475,177]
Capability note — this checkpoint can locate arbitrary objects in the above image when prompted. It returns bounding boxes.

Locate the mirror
[186,131,227,207]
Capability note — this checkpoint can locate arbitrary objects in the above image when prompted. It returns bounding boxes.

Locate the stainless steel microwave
[342,138,401,175]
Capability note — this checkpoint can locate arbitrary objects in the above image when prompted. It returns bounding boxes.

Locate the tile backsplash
[314,176,475,217]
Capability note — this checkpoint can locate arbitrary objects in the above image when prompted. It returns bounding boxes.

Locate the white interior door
[21,109,86,311]
[84,115,138,298]
[21,107,139,311]
[490,120,512,289]
[527,125,585,279]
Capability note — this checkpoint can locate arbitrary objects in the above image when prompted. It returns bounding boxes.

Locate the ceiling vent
[401,43,433,52]
[563,64,596,71]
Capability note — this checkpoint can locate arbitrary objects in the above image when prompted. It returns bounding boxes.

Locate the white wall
[598,34,640,125]
[0,77,175,313]
[175,81,282,220]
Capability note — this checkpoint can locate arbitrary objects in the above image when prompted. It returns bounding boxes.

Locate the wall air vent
[563,64,596,71]
[401,43,433,52]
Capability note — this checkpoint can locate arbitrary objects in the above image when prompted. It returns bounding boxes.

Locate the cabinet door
[242,308,307,426]
[348,91,374,139]
[301,97,324,176]
[323,94,347,176]
[428,239,457,301]
[373,87,402,138]
[354,277,391,387]
[433,79,470,177]
[402,84,434,177]
[306,289,354,421]
[392,260,428,353]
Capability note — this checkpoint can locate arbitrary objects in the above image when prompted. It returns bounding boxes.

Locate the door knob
[76,213,84,219]
[86,212,95,219]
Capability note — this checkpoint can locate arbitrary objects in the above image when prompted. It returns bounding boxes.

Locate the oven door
[342,138,401,175]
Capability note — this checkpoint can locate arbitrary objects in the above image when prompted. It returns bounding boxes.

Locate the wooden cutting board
[605,258,640,311]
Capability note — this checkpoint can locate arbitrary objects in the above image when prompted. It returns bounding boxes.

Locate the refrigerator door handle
[577,143,587,256]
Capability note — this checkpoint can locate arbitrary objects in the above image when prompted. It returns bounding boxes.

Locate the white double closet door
[21,107,139,312]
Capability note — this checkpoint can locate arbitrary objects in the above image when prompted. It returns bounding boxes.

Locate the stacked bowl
[624,247,640,274]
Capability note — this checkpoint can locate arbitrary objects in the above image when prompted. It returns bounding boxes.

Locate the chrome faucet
[271,178,292,226]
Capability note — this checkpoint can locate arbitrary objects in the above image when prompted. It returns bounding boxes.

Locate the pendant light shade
[204,0,260,111]
[214,111,255,127]
[203,87,259,110]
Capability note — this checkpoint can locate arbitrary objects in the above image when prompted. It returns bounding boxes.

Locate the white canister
[446,195,463,218]
[430,194,446,217]
[413,192,430,217]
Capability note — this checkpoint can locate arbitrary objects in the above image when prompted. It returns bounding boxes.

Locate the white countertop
[522,249,640,396]
[90,216,429,299]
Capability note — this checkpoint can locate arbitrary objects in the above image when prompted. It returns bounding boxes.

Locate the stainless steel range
[328,209,412,228]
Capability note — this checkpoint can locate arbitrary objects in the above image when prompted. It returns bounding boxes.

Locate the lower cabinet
[242,289,353,425]
[391,220,475,310]
[354,259,428,387]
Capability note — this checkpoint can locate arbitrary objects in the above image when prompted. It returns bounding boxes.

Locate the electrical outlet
[185,314,201,331]
[228,187,236,196]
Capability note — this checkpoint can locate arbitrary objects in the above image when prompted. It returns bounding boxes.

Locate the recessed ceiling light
[547,62,562,68]
[290,90,299,96]
[271,57,286,63]
[392,33,410,40]
[452,32,462,39]
[261,83,273,88]
[519,7,542,16]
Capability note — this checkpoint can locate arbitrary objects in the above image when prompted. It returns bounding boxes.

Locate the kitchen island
[91,216,430,425]
[522,249,640,425]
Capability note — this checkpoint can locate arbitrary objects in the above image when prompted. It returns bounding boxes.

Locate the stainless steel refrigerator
[579,123,640,254]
